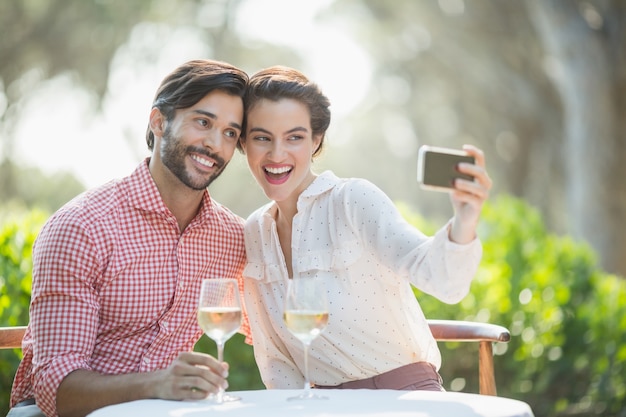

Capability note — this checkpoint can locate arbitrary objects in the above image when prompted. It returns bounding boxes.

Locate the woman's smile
[263,164,293,184]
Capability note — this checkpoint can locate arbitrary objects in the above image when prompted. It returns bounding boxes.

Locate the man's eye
[198,119,209,127]
[225,130,238,138]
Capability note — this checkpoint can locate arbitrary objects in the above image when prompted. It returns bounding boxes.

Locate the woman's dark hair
[146,59,248,150]
[239,66,331,157]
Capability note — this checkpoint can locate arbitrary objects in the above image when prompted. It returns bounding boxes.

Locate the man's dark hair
[146,59,248,150]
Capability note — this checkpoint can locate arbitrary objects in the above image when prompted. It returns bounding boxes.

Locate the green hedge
[402,196,626,417]
[0,209,44,415]
[1,196,625,416]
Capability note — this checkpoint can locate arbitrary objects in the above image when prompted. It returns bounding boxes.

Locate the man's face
[159,90,244,190]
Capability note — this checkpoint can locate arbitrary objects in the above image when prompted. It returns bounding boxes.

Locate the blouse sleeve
[339,178,482,304]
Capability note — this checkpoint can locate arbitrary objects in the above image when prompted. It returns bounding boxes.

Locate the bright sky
[11,0,371,189]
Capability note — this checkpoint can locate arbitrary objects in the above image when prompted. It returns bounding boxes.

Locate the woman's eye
[288,135,304,141]
[198,119,209,127]
[254,136,270,142]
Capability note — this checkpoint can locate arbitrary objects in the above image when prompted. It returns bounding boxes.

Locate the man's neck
[161,186,204,233]
[148,158,205,233]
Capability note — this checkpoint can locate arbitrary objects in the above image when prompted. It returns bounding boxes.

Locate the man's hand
[151,351,229,400]
[56,352,229,417]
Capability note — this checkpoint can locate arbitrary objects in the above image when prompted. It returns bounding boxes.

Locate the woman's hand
[448,144,492,244]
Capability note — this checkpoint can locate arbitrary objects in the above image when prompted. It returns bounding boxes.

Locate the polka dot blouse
[243,170,482,388]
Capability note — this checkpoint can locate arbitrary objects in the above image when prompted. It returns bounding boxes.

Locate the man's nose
[202,129,222,150]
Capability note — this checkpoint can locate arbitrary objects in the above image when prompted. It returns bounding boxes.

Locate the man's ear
[149,107,166,137]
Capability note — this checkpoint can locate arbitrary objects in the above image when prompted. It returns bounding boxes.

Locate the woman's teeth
[265,166,291,174]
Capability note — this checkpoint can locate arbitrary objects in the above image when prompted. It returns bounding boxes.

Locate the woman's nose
[268,141,286,160]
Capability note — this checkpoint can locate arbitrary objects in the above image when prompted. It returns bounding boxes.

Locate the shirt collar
[259,170,339,221]
[297,170,339,209]
[126,158,213,223]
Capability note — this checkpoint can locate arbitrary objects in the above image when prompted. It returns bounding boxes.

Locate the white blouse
[243,171,482,388]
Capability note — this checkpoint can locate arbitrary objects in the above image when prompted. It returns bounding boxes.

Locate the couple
[8,60,492,417]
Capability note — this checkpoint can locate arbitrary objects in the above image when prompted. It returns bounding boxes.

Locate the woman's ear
[312,134,323,156]
[149,107,165,138]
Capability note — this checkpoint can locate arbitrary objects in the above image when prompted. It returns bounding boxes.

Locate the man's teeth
[191,155,215,167]
[265,166,291,174]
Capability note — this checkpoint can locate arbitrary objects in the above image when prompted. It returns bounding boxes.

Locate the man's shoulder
[210,199,245,229]
[52,179,125,225]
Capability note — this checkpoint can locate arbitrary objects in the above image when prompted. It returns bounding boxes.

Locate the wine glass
[197,278,242,403]
[283,277,329,401]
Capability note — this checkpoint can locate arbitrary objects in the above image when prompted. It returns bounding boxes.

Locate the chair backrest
[0,326,27,350]
[1,322,510,394]
[427,319,510,396]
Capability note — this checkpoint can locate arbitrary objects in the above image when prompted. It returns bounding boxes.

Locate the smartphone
[417,145,475,191]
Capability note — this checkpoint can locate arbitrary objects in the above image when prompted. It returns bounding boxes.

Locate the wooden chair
[1,322,509,395]
[427,319,510,396]
[0,326,27,350]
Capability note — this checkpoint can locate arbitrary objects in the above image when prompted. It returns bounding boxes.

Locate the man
[8,59,249,417]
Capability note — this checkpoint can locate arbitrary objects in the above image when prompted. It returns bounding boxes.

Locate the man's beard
[160,126,229,190]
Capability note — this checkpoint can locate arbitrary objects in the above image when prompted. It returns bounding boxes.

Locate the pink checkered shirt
[10,158,248,417]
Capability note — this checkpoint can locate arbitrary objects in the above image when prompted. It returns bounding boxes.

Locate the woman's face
[243,98,322,204]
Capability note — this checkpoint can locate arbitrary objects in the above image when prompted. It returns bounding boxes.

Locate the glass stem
[303,342,312,396]
[216,341,225,403]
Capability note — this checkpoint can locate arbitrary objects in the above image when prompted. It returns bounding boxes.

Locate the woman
[239,66,492,391]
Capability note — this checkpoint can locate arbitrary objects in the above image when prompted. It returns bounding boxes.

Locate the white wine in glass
[283,277,329,401]
[197,278,242,403]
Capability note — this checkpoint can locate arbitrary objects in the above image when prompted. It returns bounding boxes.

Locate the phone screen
[418,147,475,191]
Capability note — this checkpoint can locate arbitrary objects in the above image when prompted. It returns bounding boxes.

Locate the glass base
[287,391,328,401]
[207,392,241,403]
[221,393,241,402]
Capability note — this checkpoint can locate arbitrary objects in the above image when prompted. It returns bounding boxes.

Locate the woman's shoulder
[245,201,275,226]
[329,174,388,203]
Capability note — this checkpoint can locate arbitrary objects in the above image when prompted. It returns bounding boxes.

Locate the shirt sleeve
[341,179,482,304]
[29,210,102,417]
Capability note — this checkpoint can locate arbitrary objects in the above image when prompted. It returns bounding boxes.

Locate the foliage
[405,195,626,417]
[0,160,86,214]
[0,208,46,415]
[2,196,625,417]
[195,333,263,391]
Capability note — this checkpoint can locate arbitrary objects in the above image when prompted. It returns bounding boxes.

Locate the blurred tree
[0,161,85,213]
[0,0,298,216]
[320,0,626,277]
[2,0,623,276]
[527,0,626,282]
[0,0,155,196]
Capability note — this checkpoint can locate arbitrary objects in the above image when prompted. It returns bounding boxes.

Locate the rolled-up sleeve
[30,212,101,417]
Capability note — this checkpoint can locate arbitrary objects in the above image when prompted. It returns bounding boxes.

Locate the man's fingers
[177,352,228,377]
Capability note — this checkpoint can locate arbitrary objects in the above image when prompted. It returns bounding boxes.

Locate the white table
[87,389,534,417]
